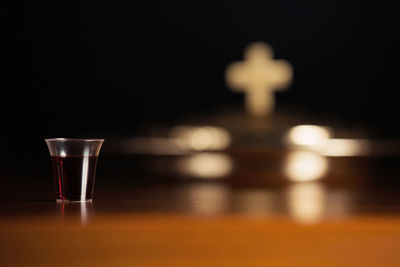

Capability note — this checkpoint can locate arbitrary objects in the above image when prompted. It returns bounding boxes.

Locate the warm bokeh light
[287,125,331,147]
[287,182,325,224]
[170,126,231,152]
[185,183,230,215]
[284,151,328,182]
[286,125,370,157]
[177,153,233,179]
[225,42,293,117]
[119,126,230,155]
[320,138,370,157]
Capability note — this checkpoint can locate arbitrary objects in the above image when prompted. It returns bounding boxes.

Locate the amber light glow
[184,184,230,215]
[287,125,331,147]
[177,153,233,179]
[320,138,370,157]
[284,151,328,182]
[286,125,370,157]
[170,126,231,151]
[287,183,325,224]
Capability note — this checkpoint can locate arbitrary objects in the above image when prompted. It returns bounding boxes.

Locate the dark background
[1,0,399,171]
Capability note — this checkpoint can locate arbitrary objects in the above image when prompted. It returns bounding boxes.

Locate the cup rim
[45,138,104,142]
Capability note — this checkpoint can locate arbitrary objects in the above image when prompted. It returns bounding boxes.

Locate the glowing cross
[226,42,293,117]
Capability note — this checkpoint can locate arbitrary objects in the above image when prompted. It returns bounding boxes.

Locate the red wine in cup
[51,155,98,201]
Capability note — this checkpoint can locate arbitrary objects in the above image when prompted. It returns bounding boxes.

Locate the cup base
[56,199,93,203]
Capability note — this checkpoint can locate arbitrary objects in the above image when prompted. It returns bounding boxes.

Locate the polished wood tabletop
[2,214,400,267]
[1,149,400,266]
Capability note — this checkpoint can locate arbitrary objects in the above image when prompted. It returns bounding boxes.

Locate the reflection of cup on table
[57,201,94,225]
[45,138,104,202]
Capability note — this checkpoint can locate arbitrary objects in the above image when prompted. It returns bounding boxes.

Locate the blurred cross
[226,42,293,117]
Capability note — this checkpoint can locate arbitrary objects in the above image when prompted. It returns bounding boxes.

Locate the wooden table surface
[2,214,400,267]
[1,150,400,266]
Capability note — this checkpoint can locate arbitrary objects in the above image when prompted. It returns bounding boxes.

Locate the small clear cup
[45,138,104,202]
